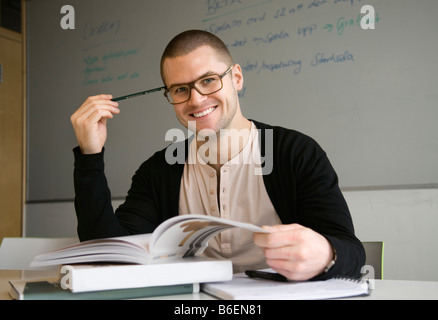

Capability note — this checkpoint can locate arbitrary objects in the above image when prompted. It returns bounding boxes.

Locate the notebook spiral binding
[332,276,368,284]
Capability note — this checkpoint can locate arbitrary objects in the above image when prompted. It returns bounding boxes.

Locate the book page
[149,215,268,260]
[30,216,267,267]
[31,234,152,267]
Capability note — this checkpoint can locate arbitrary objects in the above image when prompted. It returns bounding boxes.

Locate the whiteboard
[27,0,438,201]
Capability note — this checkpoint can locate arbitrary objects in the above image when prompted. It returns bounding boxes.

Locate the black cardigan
[73,120,365,279]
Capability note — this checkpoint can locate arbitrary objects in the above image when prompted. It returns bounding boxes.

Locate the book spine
[64,260,232,293]
[18,282,196,300]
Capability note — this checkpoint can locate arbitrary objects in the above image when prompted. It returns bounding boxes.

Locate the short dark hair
[160,30,234,83]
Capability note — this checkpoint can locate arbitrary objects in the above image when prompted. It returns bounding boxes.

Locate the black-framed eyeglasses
[164,65,234,105]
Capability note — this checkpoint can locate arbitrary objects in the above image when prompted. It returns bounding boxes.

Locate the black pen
[245,270,289,282]
[111,86,166,102]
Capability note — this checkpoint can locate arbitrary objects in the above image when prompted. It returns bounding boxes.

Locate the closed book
[60,257,232,293]
[9,280,199,300]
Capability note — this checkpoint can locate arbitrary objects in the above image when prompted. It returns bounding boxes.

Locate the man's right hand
[70,94,120,154]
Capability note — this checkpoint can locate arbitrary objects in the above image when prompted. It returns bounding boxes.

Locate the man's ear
[232,64,244,91]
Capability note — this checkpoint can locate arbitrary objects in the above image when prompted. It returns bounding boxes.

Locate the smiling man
[71,30,365,280]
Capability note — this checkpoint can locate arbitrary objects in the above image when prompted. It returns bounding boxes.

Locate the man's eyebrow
[167,70,217,88]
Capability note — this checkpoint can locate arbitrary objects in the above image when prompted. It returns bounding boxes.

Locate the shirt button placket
[220,166,231,257]
[220,166,230,220]
[208,169,218,217]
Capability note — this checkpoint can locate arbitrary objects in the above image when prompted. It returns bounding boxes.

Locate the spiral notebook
[202,270,371,300]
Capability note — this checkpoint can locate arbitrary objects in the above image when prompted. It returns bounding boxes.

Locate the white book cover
[61,257,231,293]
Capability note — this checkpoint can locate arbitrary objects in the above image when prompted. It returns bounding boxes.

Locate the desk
[1,270,438,300]
[344,279,438,300]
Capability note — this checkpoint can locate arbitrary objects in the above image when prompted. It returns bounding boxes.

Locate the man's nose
[188,87,207,104]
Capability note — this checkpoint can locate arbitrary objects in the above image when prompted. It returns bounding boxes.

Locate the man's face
[162,45,244,135]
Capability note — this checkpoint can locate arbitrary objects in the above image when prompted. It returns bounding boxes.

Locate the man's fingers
[254,224,305,248]
[268,263,318,282]
[262,245,302,261]
[72,98,119,125]
[88,108,116,124]
[82,99,119,117]
[86,94,114,101]
[70,94,120,155]
[261,224,303,233]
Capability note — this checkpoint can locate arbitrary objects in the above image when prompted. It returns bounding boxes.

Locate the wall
[344,188,438,281]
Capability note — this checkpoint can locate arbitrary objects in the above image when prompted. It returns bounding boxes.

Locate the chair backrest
[362,241,384,280]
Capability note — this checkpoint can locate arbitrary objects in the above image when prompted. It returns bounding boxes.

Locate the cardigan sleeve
[73,144,185,242]
[254,121,365,279]
[73,147,160,241]
[294,140,365,279]
[73,147,128,240]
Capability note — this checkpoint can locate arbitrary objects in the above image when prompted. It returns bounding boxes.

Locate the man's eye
[173,86,188,95]
[202,77,215,85]
[199,77,219,88]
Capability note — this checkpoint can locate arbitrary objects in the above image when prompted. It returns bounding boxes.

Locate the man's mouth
[192,107,217,118]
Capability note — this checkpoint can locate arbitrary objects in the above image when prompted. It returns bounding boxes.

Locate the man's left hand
[253,224,334,281]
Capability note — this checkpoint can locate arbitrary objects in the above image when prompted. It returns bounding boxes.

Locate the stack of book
[10,215,267,300]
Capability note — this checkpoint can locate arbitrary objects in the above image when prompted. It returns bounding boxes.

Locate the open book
[31,214,268,268]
